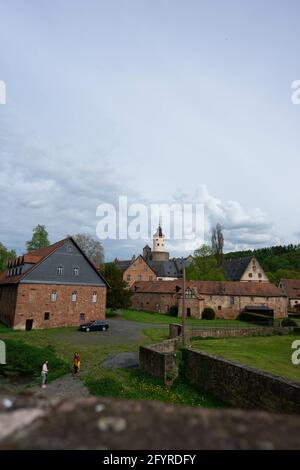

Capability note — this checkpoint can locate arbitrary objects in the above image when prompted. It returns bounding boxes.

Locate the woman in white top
[41,361,48,388]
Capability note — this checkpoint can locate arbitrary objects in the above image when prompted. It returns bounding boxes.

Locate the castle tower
[153,225,165,252]
[151,225,169,261]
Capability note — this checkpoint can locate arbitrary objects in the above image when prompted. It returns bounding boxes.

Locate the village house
[131,280,287,319]
[0,237,108,330]
[222,256,269,282]
[115,225,192,286]
[279,279,300,309]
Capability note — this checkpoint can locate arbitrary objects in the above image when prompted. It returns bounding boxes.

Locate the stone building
[223,256,269,282]
[0,237,108,330]
[115,225,191,285]
[131,280,287,319]
[118,255,157,288]
[279,279,300,309]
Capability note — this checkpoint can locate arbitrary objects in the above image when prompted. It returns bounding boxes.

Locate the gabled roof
[223,257,252,281]
[0,237,109,287]
[115,260,132,272]
[132,280,285,297]
[115,255,157,276]
[148,260,179,278]
[279,279,300,299]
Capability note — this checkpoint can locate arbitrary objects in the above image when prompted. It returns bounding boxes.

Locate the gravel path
[33,375,90,404]
[101,352,139,369]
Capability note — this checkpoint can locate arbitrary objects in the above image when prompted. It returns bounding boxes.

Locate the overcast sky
[1,0,300,260]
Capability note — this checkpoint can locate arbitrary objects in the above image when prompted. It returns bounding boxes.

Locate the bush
[202,307,215,320]
[169,305,178,317]
[281,318,298,327]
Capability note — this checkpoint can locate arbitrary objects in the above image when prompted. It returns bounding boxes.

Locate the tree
[26,225,50,252]
[71,233,104,267]
[211,223,224,266]
[186,244,227,281]
[0,242,17,272]
[100,262,132,310]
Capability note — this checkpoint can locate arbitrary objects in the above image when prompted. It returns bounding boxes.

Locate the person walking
[73,352,80,375]
[41,361,48,388]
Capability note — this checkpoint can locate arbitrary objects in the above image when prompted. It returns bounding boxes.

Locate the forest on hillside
[224,244,300,284]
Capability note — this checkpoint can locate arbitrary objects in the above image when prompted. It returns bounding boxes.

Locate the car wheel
[102,326,106,331]
[86,327,90,332]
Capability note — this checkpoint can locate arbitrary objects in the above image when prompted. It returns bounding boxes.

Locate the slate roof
[223,257,252,281]
[116,256,191,278]
[132,280,285,297]
[0,237,109,287]
[280,279,300,299]
[115,260,132,272]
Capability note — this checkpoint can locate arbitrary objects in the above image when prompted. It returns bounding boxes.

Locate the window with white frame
[57,266,64,276]
[51,291,57,302]
[92,291,97,303]
[71,291,77,302]
[73,267,79,276]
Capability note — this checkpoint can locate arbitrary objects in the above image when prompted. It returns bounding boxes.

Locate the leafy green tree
[0,242,16,272]
[224,243,300,284]
[101,262,132,310]
[26,225,50,252]
[187,245,227,281]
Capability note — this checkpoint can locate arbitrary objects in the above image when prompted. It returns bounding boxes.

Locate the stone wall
[0,285,18,327]
[131,291,178,313]
[170,324,296,340]
[2,395,300,449]
[139,339,178,384]
[183,348,300,414]
[131,291,287,318]
[12,284,107,330]
[169,323,296,340]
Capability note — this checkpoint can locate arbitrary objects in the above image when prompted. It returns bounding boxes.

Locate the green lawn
[121,309,257,327]
[192,335,300,383]
[0,322,219,407]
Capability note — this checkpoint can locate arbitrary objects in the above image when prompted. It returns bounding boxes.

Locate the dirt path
[33,374,90,404]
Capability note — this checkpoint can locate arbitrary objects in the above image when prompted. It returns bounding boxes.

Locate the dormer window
[185,288,193,299]
[73,267,79,276]
[57,266,64,276]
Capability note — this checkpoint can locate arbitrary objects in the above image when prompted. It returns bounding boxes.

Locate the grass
[192,335,300,383]
[142,328,169,343]
[121,309,259,327]
[0,339,69,382]
[0,321,218,407]
[86,369,221,407]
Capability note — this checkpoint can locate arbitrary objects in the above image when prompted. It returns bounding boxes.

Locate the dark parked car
[79,320,109,332]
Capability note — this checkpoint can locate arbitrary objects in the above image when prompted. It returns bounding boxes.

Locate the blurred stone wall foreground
[1,393,300,450]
